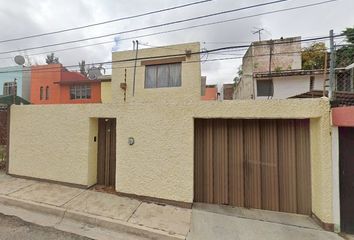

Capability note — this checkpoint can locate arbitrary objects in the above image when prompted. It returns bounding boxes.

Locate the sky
[0,0,353,85]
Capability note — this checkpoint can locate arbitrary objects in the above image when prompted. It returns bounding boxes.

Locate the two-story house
[8,42,339,232]
[0,66,31,102]
[30,64,101,104]
[234,37,326,99]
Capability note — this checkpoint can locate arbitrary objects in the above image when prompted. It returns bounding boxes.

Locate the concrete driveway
[187,204,344,240]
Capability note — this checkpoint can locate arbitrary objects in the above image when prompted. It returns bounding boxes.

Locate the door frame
[339,127,354,233]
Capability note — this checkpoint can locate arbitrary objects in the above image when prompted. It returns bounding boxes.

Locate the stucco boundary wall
[8,98,332,225]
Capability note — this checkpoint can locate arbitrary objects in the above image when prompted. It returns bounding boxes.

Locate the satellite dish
[87,67,103,80]
[14,55,25,65]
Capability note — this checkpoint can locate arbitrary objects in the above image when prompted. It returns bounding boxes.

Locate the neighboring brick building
[222,83,234,100]
[234,37,302,99]
[201,85,217,100]
[30,64,101,104]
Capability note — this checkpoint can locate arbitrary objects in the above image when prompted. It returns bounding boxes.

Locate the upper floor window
[40,86,44,100]
[145,63,181,88]
[257,79,274,97]
[3,82,16,96]
[45,86,49,100]
[70,85,91,99]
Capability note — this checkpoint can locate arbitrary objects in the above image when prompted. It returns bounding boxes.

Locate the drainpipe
[132,40,139,97]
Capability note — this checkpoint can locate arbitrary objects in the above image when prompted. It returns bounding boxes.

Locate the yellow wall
[8,99,333,223]
[88,118,98,186]
[310,111,333,223]
[8,104,117,186]
[8,42,334,224]
[111,42,201,104]
[101,81,112,103]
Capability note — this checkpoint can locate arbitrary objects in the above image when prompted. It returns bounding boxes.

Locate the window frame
[69,85,91,100]
[40,86,44,100]
[256,79,274,97]
[45,86,49,100]
[309,76,315,91]
[144,62,182,89]
[3,82,16,96]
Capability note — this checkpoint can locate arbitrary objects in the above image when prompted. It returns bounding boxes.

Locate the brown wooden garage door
[194,119,311,215]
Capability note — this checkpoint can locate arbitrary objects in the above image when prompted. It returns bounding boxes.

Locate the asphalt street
[0,213,92,240]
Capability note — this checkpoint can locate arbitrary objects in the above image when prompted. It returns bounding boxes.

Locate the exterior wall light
[128,137,135,145]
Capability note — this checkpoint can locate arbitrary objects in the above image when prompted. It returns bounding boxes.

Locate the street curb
[0,195,185,240]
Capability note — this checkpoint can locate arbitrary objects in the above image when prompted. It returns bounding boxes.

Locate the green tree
[233,66,243,86]
[302,42,327,70]
[336,27,354,68]
[45,53,60,64]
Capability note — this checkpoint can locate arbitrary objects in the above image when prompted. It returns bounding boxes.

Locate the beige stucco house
[7,42,338,231]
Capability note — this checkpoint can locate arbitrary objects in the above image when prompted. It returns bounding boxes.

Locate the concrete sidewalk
[0,172,191,240]
[188,203,344,240]
[0,172,349,240]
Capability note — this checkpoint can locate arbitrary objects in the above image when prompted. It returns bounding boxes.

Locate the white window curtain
[169,63,181,87]
[145,63,181,88]
[157,64,169,88]
[145,65,157,88]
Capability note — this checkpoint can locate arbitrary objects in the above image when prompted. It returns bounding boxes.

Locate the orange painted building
[201,86,218,100]
[30,64,101,104]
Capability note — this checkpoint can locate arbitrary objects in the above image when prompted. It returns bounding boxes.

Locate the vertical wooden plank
[194,119,203,202]
[244,119,261,209]
[194,119,213,203]
[205,119,214,203]
[97,119,106,185]
[109,119,117,187]
[213,119,228,204]
[104,120,110,186]
[260,119,279,211]
[277,119,297,213]
[228,119,244,207]
[295,119,311,215]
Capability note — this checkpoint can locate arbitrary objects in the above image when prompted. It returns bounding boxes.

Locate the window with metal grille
[309,76,315,91]
[70,85,91,99]
[145,63,181,88]
[257,79,274,97]
[3,82,16,96]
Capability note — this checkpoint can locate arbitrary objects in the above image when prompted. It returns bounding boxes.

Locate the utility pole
[252,28,264,41]
[268,40,274,99]
[329,30,335,101]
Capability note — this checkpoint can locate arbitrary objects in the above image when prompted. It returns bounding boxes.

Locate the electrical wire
[0,0,289,55]
[0,38,341,74]
[0,0,338,59]
[0,0,212,44]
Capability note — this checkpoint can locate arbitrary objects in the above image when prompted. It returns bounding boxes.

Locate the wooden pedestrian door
[194,119,311,215]
[97,118,116,187]
[339,127,354,234]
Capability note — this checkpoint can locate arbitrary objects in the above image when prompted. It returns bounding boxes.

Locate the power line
[0,36,343,74]
[0,0,212,44]
[0,0,288,55]
[0,0,338,60]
